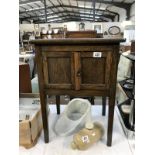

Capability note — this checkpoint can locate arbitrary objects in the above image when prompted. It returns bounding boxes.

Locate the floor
[19,98,135,155]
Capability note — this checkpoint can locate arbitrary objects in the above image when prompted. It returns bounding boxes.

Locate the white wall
[63,22,77,31]
[20,22,123,34]
[20,24,35,32]
[22,21,31,24]
[103,22,123,33]
[39,23,63,29]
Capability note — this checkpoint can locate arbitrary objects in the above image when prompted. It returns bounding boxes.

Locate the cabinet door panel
[81,58,105,84]
[48,58,71,83]
[80,51,112,90]
[42,52,74,89]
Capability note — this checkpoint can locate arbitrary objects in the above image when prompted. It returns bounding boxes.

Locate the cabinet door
[77,51,112,90]
[42,52,74,89]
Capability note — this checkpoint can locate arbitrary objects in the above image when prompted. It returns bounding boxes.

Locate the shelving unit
[119,80,134,99]
[116,82,135,137]
[116,105,135,138]
[116,52,135,138]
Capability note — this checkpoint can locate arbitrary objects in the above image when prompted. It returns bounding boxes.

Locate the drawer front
[42,52,74,89]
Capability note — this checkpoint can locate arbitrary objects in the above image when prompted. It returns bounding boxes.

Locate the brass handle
[76,69,81,77]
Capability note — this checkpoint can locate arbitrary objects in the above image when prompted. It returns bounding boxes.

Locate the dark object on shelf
[47,24,52,34]
[22,32,33,40]
[41,27,47,34]
[129,99,135,129]
[119,80,134,99]
[79,22,85,31]
[97,33,103,38]
[25,114,30,120]
[123,83,134,90]
[131,40,135,53]
[108,26,121,35]
[103,31,108,35]
[126,79,134,84]
[117,100,134,131]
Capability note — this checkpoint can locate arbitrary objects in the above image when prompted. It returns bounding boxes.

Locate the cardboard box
[19,98,42,148]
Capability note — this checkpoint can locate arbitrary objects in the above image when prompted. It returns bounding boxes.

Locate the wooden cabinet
[31,38,125,146]
[42,50,112,91]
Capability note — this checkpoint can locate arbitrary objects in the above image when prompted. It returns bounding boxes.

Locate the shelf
[23,40,29,43]
[118,80,134,99]
[117,100,134,131]
[117,80,135,137]
[122,52,135,61]
[117,52,135,137]
[41,33,64,39]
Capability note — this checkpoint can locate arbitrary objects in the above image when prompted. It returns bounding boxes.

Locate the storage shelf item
[119,80,134,99]
[117,100,134,131]
[116,101,135,138]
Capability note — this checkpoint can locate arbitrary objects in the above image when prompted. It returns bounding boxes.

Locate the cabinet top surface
[30,38,125,45]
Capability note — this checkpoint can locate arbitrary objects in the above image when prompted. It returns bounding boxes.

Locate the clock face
[108,26,120,35]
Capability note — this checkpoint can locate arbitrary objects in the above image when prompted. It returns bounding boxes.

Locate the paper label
[93,52,102,58]
[82,135,90,143]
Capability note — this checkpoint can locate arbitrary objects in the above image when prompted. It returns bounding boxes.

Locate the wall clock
[108,26,121,35]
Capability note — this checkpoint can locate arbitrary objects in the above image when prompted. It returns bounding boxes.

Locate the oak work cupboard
[31,38,125,146]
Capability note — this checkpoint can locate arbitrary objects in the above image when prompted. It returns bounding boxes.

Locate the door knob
[77,69,81,77]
